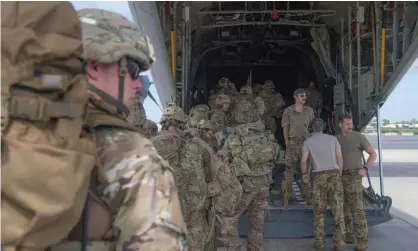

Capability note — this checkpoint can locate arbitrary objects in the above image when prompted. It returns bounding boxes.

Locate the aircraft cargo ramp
[235,216,418,251]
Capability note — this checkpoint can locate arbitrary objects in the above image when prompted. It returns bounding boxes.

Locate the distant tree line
[382,119,417,126]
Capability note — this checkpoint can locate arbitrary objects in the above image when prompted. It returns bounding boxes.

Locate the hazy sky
[72,1,417,123]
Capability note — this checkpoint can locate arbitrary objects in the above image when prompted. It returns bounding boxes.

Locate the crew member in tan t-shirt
[281,88,314,207]
[336,113,377,251]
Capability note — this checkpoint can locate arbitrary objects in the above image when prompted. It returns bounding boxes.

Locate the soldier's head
[264,80,275,91]
[78,9,155,110]
[228,82,238,95]
[240,84,253,97]
[309,81,316,89]
[293,88,308,105]
[216,94,231,112]
[160,105,188,133]
[143,119,158,137]
[217,77,230,92]
[339,113,354,134]
[310,118,325,133]
[197,120,214,141]
[188,104,210,128]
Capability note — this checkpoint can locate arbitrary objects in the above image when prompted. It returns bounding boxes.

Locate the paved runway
[366,135,418,150]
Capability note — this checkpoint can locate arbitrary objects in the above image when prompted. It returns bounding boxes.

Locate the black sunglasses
[126,58,141,80]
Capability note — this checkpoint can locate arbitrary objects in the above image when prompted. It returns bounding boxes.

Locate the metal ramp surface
[239,178,392,238]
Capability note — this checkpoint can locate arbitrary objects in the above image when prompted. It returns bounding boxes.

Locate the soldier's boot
[333,241,345,251]
[354,242,368,251]
[344,234,356,244]
[313,242,325,250]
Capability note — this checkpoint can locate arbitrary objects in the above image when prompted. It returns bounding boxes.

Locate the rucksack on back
[1,3,96,250]
[228,95,258,126]
[197,138,242,216]
[152,130,183,170]
[235,125,279,175]
[187,104,210,128]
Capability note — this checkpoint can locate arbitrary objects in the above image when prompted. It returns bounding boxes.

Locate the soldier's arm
[334,137,343,172]
[301,140,310,175]
[360,133,377,168]
[281,108,290,146]
[96,129,187,251]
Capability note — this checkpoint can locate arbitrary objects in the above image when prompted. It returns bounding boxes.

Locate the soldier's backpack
[187,104,210,128]
[197,138,242,216]
[228,95,259,126]
[1,3,97,250]
[151,130,184,173]
[152,131,209,218]
[234,124,279,176]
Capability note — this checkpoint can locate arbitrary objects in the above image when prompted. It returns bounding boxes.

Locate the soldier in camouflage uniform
[208,77,230,109]
[143,119,158,137]
[258,80,285,134]
[306,81,323,118]
[252,83,263,96]
[210,94,231,149]
[301,118,345,251]
[337,113,377,251]
[48,8,188,251]
[152,106,215,251]
[188,104,211,128]
[219,99,280,251]
[281,88,315,207]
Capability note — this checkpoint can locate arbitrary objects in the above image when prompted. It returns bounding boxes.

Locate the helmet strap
[118,58,128,102]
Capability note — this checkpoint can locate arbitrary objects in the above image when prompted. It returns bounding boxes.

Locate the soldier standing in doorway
[336,113,377,251]
[281,88,314,207]
[306,81,323,118]
[301,118,345,251]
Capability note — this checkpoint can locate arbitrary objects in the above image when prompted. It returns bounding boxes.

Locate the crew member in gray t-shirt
[300,118,345,251]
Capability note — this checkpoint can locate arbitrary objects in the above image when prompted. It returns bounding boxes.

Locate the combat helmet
[160,105,188,124]
[240,84,253,96]
[78,9,155,115]
[215,94,231,106]
[197,119,214,131]
[217,77,230,90]
[264,80,275,90]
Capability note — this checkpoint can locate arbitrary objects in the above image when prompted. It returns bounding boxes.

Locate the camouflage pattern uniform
[143,119,158,137]
[258,80,285,134]
[337,131,370,250]
[210,94,231,148]
[219,102,280,251]
[50,9,189,251]
[208,78,230,109]
[188,104,211,128]
[312,171,345,250]
[153,106,214,251]
[281,89,314,207]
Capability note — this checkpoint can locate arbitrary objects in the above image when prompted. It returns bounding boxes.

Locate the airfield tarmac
[231,136,418,251]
